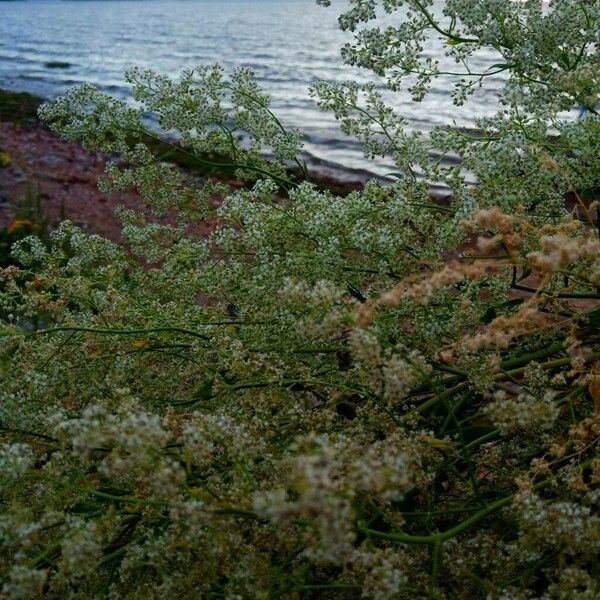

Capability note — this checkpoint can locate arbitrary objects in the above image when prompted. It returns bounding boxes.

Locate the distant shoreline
[0,86,391,191]
[1,86,394,246]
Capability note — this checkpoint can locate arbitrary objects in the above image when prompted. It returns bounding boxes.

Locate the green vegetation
[1,1,599,599]
[0,181,47,267]
[0,89,41,125]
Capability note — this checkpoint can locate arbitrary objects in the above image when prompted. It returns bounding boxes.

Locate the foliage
[0,90,41,125]
[0,181,47,268]
[1,1,600,598]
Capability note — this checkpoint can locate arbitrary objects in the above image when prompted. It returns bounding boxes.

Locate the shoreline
[0,88,376,242]
[0,87,454,243]
[0,87,380,188]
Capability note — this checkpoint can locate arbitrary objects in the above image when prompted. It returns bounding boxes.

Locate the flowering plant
[1,1,599,598]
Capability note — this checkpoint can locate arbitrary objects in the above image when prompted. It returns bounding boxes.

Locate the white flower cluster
[54,400,185,498]
[348,329,431,404]
[315,0,600,207]
[485,391,560,435]
[0,0,598,597]
[514,492,600,558]
[58,519,102,580]
[2,565,47,600]
[351,547,409,600]
[0,443,34,481]
[254,432,417,561]
[39,64,304,213]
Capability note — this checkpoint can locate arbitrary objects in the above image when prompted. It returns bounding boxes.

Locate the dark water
[0,0,506,179]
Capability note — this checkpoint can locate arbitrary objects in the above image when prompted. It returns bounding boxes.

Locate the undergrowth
[1,1,599,598]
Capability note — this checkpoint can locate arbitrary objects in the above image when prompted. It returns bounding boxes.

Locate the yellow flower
[7,219,35,235]
[0,152,11,169]
[131,340,148,348]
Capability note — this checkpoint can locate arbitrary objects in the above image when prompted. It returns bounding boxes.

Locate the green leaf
[587,308,600,327]
[481,299,523,324]
[385,171,405,179]
[192,378,215,401]
[347,282,367,303]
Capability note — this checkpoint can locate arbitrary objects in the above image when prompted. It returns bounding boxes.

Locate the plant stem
[360,482,530,545]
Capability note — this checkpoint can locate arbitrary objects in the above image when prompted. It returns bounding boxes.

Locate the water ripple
[0,0,506,178]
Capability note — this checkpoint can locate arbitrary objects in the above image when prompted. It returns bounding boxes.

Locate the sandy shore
[0,119,161,241]
[0,88,376,242]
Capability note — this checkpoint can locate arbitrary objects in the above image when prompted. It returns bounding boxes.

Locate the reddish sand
[0,121,231,241]
[0,121,149,240]
[0,119,371,244]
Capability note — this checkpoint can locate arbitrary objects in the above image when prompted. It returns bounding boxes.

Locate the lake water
[0,0,506,179]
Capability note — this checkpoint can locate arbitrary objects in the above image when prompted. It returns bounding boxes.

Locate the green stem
[414,349,600,415]
[75,487,166,506]
[500,341,565,371]
[100,547,127,565]
[0,426,57,443]
[511,283,600,299]
[413,0,478,44]
[32,326,209,340]
[360,476,553,545]
[463,429,499,452]
[173,377,374,407]
[429,540,442,598]
[292,584,362,592]
[29,542,61,568]
[133,125,296,188]
[362,455,597,547]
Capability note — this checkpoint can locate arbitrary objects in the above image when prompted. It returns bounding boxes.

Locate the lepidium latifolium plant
[1,1,600,598]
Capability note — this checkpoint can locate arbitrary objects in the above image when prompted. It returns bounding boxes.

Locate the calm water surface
[0,0,506,178]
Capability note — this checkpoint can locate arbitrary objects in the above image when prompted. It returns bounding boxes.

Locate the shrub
[1,1,599,598]
[0,182,47,269]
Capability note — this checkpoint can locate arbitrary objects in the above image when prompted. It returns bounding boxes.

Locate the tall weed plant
[1,1,599,598]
